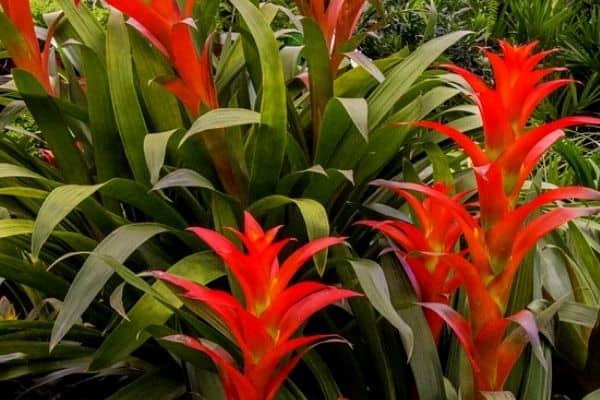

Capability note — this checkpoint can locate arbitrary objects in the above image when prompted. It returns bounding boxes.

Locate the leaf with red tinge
[419,302,480,373]
[507,310,546,370]
[490,206,600,305]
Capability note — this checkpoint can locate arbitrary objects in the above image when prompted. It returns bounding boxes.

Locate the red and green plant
[0,1,599,399]
[0,0,54,93]
[293,0,367,76]
[367,42,600,395]
[102,0,216,114]
[153,212,358,399]
[358,182,466,342]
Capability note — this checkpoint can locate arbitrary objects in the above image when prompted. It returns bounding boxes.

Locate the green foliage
[0,0,597,398]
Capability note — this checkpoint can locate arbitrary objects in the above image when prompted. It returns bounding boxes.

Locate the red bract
[100,0,240,196]
[153,212,359,399]
[371,180,600,393]
[0,0,55,93]
[38,149,56,166]
[405,41,600,228]
[358,182,466,341]
[102,0,217,115]
[294,0,366,74]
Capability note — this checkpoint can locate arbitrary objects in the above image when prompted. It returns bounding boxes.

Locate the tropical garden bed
[0,0,599,399]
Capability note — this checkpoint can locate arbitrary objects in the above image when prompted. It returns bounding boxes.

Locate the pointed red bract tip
[105,0,218,114]
[160,212,358,399]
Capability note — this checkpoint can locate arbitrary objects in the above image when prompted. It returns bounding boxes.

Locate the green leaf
[90,252,224,370]
[0,164,47,181]
[106,369,185,400]
[144,130,181,185]
[333,248,397,399]
[422,142,454,187]
[583,389,600,400]
[248,195,330,275]
[302,351,342,399]
[0,219,35,239]
[558,301,599,328]
[55,0,105,58]
[12,70,90,184]
[568,222,600,285]
[215,35,245,92]
[302,17,334,148]
[345,51,385,83]
[101,179,187,228]
[31,179,187,259]
[314,98,354,166]
[518,345,552,400]
[231,0,287,200]
[0,101,26,131]
[380,254,446,400]
[0,341,92,362]
[50,224,168,351]
[76,44,130,186]
[337,97,368,142]
[152,169,216,192]
[31,183,104,260]
[0,353,25,364]
[444,378,458,400]
[106,10,150,183]
[179,108,261,146]
[334,53,405,98]
[129,30,185,132]
[368,31,470,130]
[109,283,130,322]
[0,356,92,381]
[349,258,414,358]
[0,254,70,299]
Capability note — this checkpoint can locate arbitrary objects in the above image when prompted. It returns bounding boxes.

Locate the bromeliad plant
[1,0,599,399]
[0,0,54,93]
[358,182,466,342]
[366,42,600,396]
[153,212,359,400]
[293,0,367,76]
[103,0,217,114]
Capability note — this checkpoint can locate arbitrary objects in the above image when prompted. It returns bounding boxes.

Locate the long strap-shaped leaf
[12,70,90,185]
[231,0,287,201]
[106,10,150,184]
[50,223,168,350]
[31,179,187,260]
[77,44,130,186]
[302,18,334,153]
[55,0,105,58]
[90,252,224,370]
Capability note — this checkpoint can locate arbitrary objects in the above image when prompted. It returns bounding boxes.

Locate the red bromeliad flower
[101,0,217,115]
[382,45,600,393]
[97,1,241,195]
[372,180,600,393]
[0,0,55,93]
[153,212,359,399]
[406,41,600,229]
[294,0,367,75]
[358,182,466,341]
